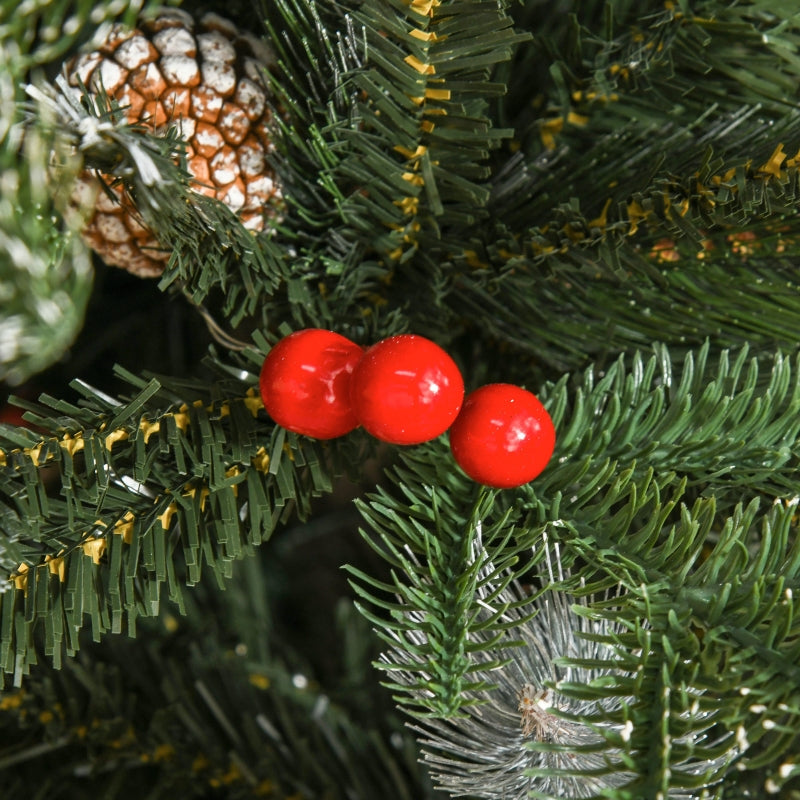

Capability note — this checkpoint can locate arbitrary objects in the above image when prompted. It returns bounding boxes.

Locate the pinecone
[65,8,281,277]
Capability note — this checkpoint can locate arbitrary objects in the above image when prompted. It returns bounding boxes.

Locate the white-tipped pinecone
[65,8,281,277]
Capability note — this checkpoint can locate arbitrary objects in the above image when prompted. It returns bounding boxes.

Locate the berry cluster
[258,329,555,488]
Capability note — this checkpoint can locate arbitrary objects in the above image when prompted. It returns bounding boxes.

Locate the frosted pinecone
[64,8,281,276]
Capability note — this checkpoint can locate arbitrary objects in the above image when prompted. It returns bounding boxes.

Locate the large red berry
[350,334,464,445]
[259,329,363,439]
[449,383,555,488]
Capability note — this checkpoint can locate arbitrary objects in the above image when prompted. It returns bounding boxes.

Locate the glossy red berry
[449,383,556,488]
[259,329,364,439]
[350,334,464,445]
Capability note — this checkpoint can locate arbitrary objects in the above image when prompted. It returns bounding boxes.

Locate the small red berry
[449,383,555,488]
[350,334,464,445]
[259,329,364,439]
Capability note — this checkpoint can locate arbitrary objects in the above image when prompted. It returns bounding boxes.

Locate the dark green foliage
[455,2,800,372]
[542,494,800,798]
[0,549,436,799]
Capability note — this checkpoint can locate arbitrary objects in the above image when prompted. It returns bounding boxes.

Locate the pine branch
[447,105,800,371]
[257,0,531,341]
[549,494,800,798]
[440,3,800,370]
[521,343,800,794]
[588,4,800,118]
[490,99,800,238]
[507,2,800,161]
[380,472,800,797]
[508,343,800,584]
[346,463,535,718]
[337,0,527,263]
[0,346,364,686]
[253,0,400,334]
[403,538,736,799]
[351,341,800,794]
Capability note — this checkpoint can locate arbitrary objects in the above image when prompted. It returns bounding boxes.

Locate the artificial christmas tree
[3,1,800,798]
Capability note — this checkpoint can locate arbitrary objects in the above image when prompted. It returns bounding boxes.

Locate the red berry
[350,334,464,445]
[449,383,555,488]
[259,329,364,439]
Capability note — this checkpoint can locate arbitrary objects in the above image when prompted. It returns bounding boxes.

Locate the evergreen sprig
[384,468,800,800]
[450,103,800,371]
[0,346,361,686]
[339,0,527,262]
[516,344,800,795]
[507,2,800,161]
[253,0,532,342]
[533,342,800,520]
[398,539,737,799]
[347,460,535,718]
